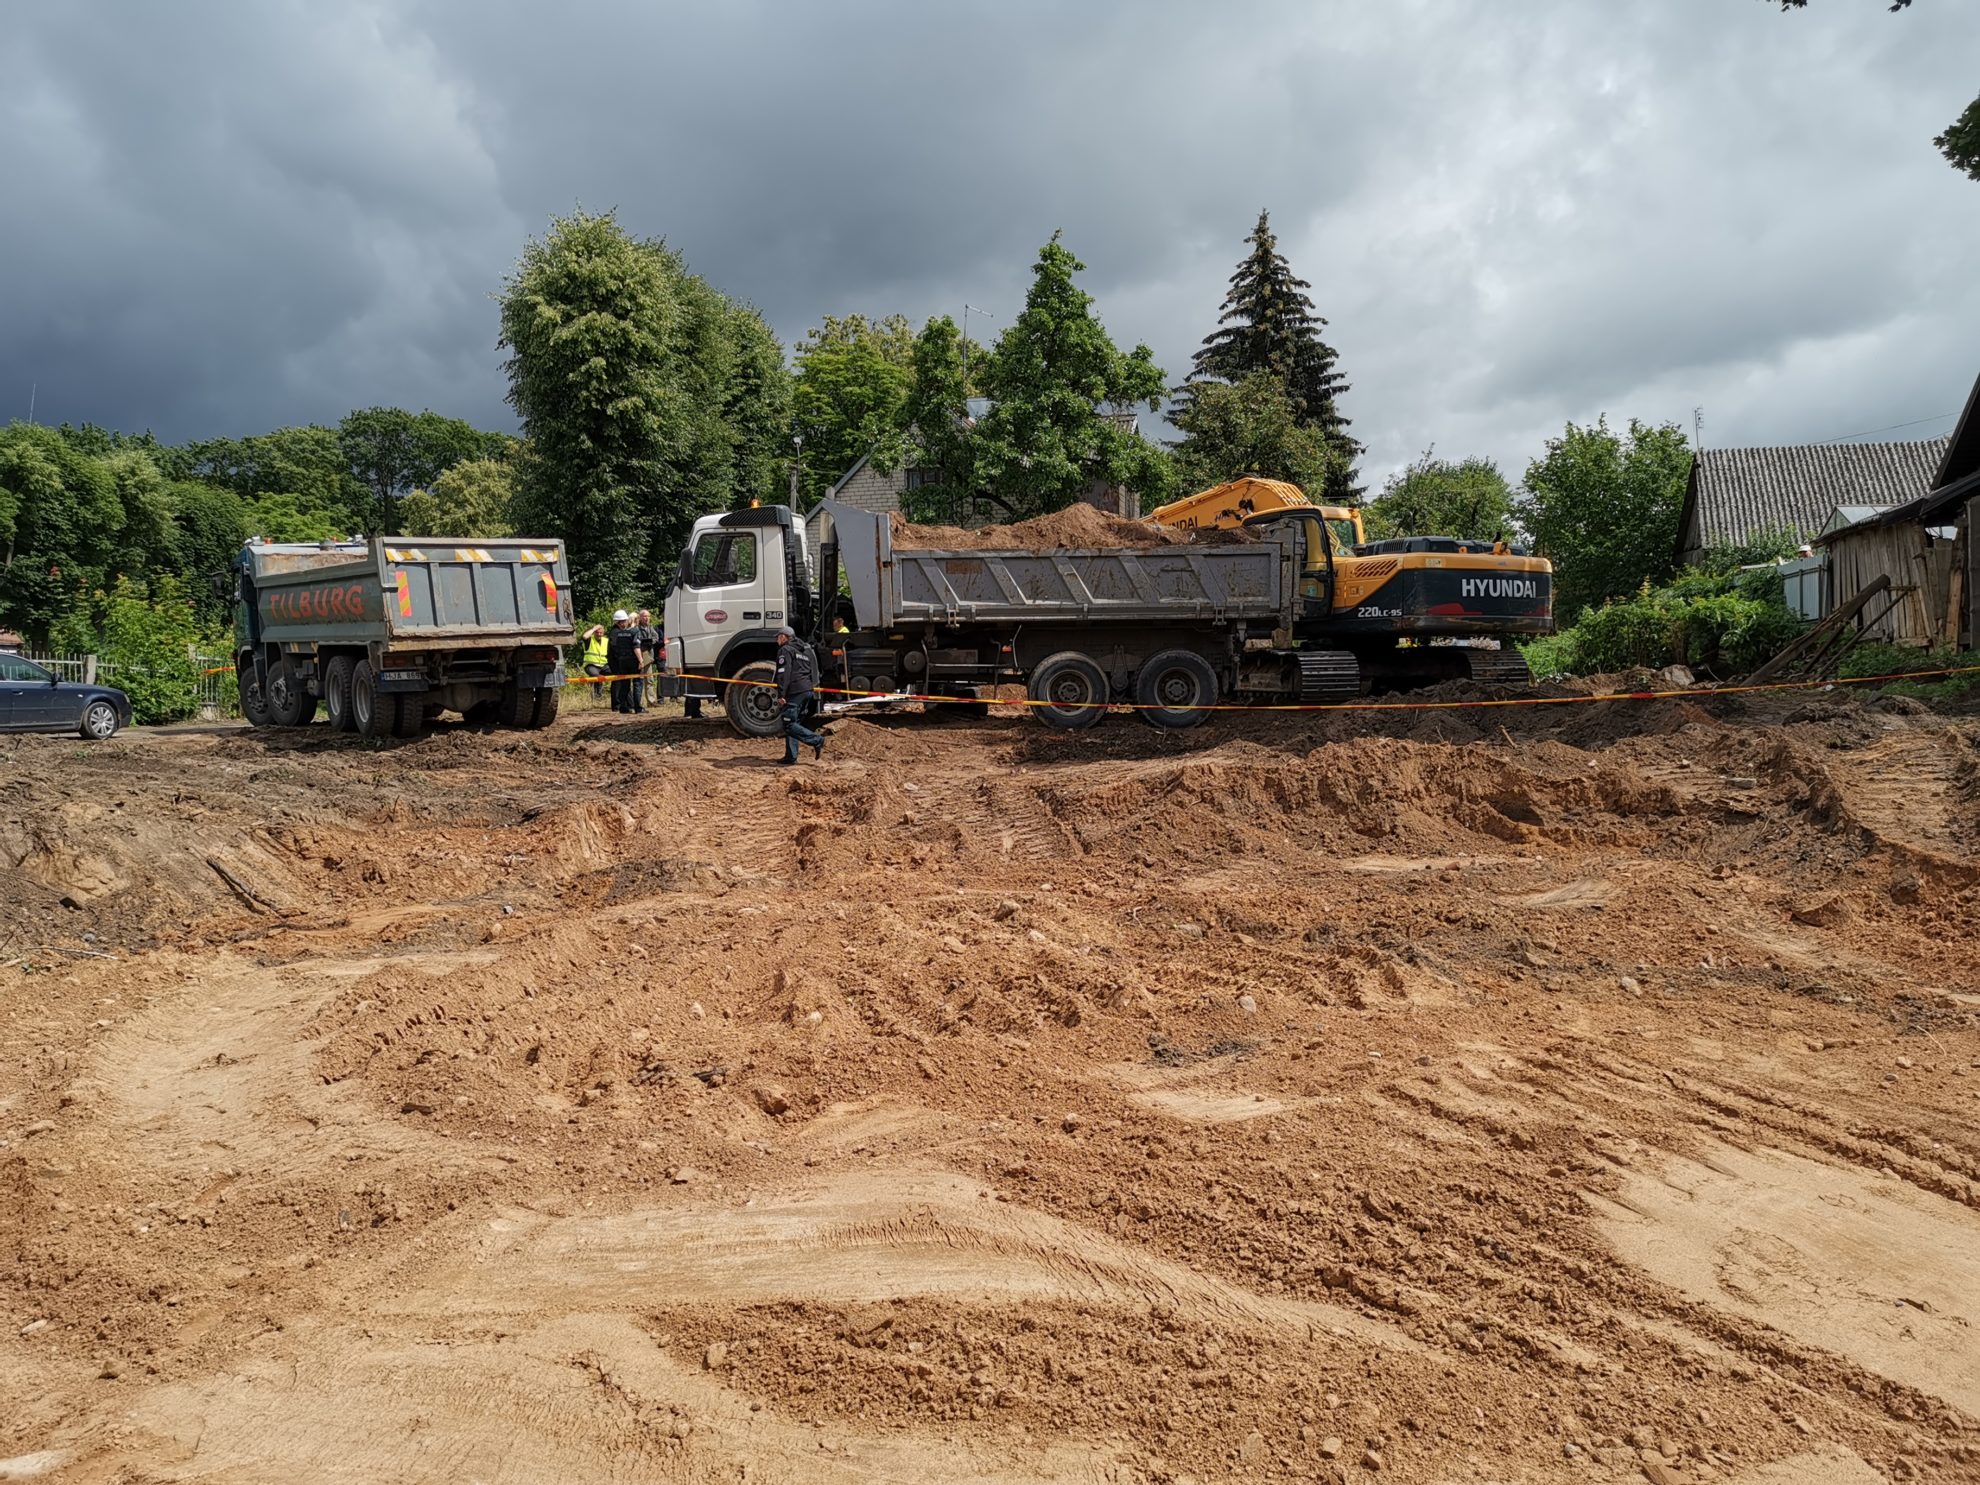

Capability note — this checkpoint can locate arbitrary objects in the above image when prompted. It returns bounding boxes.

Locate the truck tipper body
[231,536,575,737]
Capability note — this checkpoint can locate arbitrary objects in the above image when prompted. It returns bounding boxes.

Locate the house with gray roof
[1674,436,1949,566]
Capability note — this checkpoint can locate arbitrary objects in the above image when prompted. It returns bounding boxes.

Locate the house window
[904,468,941,491]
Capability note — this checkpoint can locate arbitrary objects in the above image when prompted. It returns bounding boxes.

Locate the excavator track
[1298,650,1363,701]
[1460,647,1532,685]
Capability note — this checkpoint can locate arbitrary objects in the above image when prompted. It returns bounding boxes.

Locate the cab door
[677,527,771,671]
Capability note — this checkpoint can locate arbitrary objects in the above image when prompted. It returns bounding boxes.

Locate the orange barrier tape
[663,663,1980,713]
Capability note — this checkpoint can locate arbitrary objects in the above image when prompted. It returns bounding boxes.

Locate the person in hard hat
[773,626,825,764]
[579,624,609,703]
[606,610,643,714]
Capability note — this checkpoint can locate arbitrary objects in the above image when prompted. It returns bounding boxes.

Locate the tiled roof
[1682,437,1948,554]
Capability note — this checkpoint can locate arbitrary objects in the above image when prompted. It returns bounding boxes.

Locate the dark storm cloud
[2,0,1975,486]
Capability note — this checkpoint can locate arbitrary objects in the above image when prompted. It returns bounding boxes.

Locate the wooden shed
[1817,373,1980,649]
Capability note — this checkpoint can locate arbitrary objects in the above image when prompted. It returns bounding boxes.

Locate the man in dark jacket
[606,610,643,714]
[773,626,825,764]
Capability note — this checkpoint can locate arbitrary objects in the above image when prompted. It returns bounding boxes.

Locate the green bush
[1839,643,1980,699]
[1521,559,1804,679]
[49,575,217,724]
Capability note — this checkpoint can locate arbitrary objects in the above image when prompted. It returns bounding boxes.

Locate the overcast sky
[3,0,1976,488]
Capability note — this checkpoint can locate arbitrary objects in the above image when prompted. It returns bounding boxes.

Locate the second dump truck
[231,536,575,737]
[661,497,1552,735]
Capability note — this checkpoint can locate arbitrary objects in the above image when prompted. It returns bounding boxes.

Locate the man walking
[606,610,642,714]
[773,626,825,765]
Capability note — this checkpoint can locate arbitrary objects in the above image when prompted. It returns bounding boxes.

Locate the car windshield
[0,653,53,683]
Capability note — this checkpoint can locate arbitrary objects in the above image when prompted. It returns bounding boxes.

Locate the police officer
[773,626,825,764]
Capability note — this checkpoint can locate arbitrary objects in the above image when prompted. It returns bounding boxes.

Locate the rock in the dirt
[1619,976,1641,995]
[689,1001,705,1019]
[703,1341,729,1370]
[1176,921,1205,939]
[915,1055,937,1080]
[993,899,1021,921]
[1360,1448,1383,1471]
[1237,994,1258,1015]
[1319,1436,1343,1459]
[19,1319,49,1336]
[23,1120,54,1137]
[1239,1429,1266,1465]
[1061,1113,1083,1133]
[751,1084,791,1117]
[669,1167,700,1185]
[668,1415,693,1440]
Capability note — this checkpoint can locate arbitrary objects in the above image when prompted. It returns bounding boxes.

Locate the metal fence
[18,648,242,721]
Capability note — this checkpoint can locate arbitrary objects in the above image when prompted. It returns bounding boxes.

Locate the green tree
[1168,371,1342,498]
[172,425,364,535]
[1365,452,1517,542]
[170,481,248,622]
[398,458,517,538]
[1180,210,1360,499]
[499,210,681,611]
[0,422,125,633]
[337,407,509,533]
[791,314,915,506]
[971,234,1170,520]
[896,314,977,522]
[723,302,793,513]
[1517,417,1693,623]
[50,575,208,724]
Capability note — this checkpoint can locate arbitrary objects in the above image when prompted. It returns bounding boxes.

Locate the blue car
[0,652,133,739]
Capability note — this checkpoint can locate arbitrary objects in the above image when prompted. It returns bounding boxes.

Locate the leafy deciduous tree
[499,210,681,612]
[1167,371,1342,500]
[336,407,508,533]
[791,314,915,507]
[1517,417,1693,623]
[971,234,1171,520]
[1365,452,1517,543]
[398,458,517,539]
[897,315,976,522]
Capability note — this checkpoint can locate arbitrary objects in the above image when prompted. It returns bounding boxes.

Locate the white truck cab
[660,505,812,732]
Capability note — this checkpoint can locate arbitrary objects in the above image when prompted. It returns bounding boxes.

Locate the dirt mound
[892,502,1255,551]
[4,696,1978,1483]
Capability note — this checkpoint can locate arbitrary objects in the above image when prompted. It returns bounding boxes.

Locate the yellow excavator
[1147,476,1552,686]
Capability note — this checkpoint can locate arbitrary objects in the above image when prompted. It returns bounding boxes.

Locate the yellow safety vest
[582,633,608,667]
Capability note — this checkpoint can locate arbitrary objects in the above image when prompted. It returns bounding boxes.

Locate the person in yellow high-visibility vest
[579,625,608,702]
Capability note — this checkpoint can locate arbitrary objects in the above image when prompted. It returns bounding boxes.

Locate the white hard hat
[612,609,630,622]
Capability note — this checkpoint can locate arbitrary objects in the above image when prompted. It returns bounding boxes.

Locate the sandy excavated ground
[1,684,1977,1484]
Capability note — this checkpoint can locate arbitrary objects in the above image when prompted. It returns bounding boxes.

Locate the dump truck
[1151,476,1551,685]
[659,498,1547,735]
[230,536,575,737]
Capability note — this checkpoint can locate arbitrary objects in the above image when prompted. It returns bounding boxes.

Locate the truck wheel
[1134,649,1219,730]
[529,685,561,728]
[238,667,272,727]
[1027,651,1109,731]
[724,661,785,738]
[390,694,426,738]
[266,659,317,727]
[323,656,357,733]
[497,681,535,728]
[351,660,392,739]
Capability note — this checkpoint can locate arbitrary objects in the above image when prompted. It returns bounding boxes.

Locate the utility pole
[1693,406,1704,452]
[789,431,803,509]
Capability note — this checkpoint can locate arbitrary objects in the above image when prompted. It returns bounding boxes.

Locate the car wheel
[1027,651,1110,731]
[79,700,121,741]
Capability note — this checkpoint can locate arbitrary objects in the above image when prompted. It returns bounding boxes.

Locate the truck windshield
[1327,518,1359,554]
[686,532,757,588]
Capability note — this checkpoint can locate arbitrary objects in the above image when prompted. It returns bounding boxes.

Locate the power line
[1815,410,1960,445]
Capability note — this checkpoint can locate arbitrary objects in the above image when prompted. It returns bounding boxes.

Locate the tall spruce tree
[1181,210,1360,501]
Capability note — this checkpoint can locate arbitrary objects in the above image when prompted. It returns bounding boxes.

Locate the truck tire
[266,658,317,727]
[497,680,535,728]
[323,656,357,733]
[1027,651,1109,731]
[529,684,561,728]
[390,693,426,739]
[238,666,272,728]
[1134,649,1219,730]
[350,660,392,740]
[724,661,785,738]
